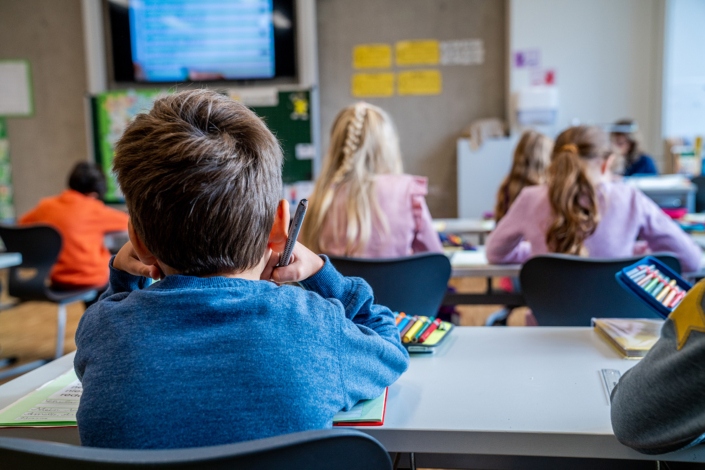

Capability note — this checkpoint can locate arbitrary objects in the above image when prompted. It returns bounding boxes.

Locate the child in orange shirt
[19,163,128,291]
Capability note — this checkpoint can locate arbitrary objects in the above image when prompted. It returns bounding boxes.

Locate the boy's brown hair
[113,89,283,275]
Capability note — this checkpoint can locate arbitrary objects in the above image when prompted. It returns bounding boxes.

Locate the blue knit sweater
[74,256,409,449]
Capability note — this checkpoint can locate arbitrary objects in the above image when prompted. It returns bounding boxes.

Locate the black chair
[0,429,391,469]
[0,225,97,379]
[692,176,705,213]
[520,253,682,326]
[328,253,451,318]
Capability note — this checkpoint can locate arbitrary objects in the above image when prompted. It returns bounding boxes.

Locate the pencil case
[405,322,453,353]
[615,256,691,319]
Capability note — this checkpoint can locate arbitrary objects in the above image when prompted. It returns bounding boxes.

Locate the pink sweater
[318,174,443,258]
[486,182,702,272]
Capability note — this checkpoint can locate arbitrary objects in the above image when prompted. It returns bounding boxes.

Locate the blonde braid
[334,103,367,182]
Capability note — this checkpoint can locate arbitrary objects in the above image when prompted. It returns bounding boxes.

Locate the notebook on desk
[333,388,387,426]
[0,369,79,427]
[592,318,663,359]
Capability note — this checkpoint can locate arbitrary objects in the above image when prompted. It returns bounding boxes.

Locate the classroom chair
[0,225,96,380]
[520,253,681,327]
[328,253,451,318]
[692,176,705,213]
[0,429,391,469]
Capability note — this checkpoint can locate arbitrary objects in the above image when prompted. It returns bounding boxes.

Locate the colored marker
[662,289,677,307]
[395,312,407,325]
[412,317,435,343]
[418,318,442,343]
[396,316,412,333]
[644,277,660,293]
[399,315,418,337]
[651,281,666,297]
[637,274,653,287]
[630,271,647,283]
[656,284,671,302]
[670,291,686,309]
[626,267,641,277]
[403,317,427,343]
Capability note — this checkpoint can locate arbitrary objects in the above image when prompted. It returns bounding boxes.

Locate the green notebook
[332,388,387,426]
[0,370,80,427]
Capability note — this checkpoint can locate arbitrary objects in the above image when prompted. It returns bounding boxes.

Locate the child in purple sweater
[486,126,700,272]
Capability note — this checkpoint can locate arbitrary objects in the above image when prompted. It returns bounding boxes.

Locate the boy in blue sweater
[73,89,410,449]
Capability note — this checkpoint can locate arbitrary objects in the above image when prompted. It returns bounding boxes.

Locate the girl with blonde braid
[486,126,699,272]
[301,102,442,257]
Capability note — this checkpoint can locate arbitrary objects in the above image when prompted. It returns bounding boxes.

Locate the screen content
[129,0,276,82]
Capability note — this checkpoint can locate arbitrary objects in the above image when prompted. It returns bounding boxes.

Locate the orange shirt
[19,190,129,287]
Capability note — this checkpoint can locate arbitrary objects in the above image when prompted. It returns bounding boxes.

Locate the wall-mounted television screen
[106,0,296,83]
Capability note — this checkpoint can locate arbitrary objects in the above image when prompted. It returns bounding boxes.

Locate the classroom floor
[0,277,526,385]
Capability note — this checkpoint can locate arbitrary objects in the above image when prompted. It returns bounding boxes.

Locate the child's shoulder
[376,173,428,196]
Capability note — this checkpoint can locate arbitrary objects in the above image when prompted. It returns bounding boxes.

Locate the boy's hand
[113,241,162,280]
[261,242,324,283]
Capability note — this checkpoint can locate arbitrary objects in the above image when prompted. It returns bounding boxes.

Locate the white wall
[509,0,665,165]
[662,0,705,138]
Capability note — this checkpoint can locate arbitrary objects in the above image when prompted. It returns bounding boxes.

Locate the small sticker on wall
[228,87,279,107]
[353,44,392,69]
[398,70,442,96]
[351,73,395,97]
[440,40,484,65]
[295,143,316,160]
[514,50,540,68]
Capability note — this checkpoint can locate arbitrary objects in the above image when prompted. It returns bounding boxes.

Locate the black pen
[278,199,308,267]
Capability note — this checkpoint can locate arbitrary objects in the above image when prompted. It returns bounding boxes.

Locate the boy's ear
[268,199,290,252]
[128,220,159,266]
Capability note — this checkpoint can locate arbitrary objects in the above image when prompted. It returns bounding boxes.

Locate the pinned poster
[353,44,392,69]
[514,50,540,68]
[0,60,33,117]
[398,70,442,96]
[440,39,484,65]
[395,40,439,66]
[351,73,395,98]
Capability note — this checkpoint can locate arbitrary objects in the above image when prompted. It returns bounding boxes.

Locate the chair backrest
[0,429,391,470]
[693,176,705,213]
[520,253,682,327]
[328,253,451,317]
[0,225,62,301]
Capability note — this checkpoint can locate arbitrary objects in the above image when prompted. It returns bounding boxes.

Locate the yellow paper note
[396,40,439,66]
[353,44,392,69]
[398,70,442,95]
[351,73,395,98]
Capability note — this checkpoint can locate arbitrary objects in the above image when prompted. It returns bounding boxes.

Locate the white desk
[0,252,21,270]
[433,218,495,244]
[445,248,524,306]
[1,329,703,466]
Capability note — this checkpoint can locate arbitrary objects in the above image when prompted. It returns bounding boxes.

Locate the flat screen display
[106,0,296,83]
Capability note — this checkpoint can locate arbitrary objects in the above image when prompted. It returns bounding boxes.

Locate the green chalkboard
[91,89,313,202]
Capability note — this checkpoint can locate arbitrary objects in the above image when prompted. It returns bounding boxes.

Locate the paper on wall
[398,70,442,96]
[351,73,395,98]
[440,40,484,65]
[228,87,279,107]
[395,40,439,66]
[353,44,392,69]
[0,61,33,116]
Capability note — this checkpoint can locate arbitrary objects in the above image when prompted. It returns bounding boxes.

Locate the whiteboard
[0,61,33,117]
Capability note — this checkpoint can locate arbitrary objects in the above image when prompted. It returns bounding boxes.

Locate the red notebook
[332,388,387,427]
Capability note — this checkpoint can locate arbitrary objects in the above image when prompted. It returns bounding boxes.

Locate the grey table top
[0,252,21,270]
[1,329,704,462]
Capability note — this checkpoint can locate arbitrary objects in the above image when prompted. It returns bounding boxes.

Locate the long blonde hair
[495,130,553,222]
[301,103,403,255]
[546,126,611,256]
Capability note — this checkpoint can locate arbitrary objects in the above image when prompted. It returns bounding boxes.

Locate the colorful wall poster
[353,44,392,69]
[0,118,15,222]
[395,40,440,66]
[398,70,442,95]
[351,73,395,97]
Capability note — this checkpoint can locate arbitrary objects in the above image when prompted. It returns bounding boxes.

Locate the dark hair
[610,118,643,166]
[68,162,107,199]
[113,89,283,276]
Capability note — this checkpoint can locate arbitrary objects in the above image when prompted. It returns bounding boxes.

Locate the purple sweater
[486,182,701,272]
